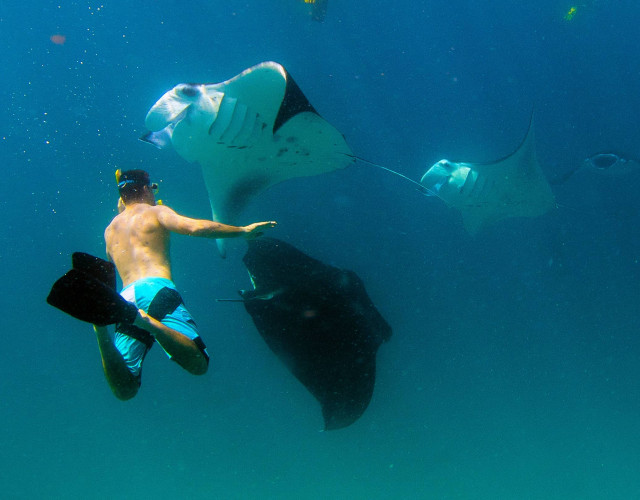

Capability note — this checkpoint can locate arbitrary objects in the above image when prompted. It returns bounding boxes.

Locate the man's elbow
[184,224,211,238]
[182,351,209,376]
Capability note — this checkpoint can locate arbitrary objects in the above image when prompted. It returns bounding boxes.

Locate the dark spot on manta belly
[227,175,272,212]
[276,148,288,157]
[178,84,199,97]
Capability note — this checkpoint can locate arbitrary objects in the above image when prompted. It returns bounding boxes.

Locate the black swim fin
[71,252,117,290]
[47,254,138,327]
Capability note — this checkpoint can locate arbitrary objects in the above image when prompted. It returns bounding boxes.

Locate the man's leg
[133,311,208,375]
[94,325,140,400]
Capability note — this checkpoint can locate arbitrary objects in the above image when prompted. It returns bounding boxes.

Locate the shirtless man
[94,169,276,400]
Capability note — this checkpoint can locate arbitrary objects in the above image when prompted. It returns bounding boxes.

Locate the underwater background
[2,0,640,498]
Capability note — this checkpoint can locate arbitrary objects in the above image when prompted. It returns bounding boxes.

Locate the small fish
[564,6,577,21]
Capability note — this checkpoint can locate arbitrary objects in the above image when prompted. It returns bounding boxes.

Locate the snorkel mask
[115,169,162,205]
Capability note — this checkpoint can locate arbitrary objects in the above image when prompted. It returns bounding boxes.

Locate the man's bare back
[105,204,173,287]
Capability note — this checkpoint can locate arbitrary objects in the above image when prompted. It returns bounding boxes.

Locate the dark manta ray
[238,238,392,430]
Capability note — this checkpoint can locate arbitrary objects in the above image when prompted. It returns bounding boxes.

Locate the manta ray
[551,152,640,185]
[142,61,354,256]
[420,116,556,235]
[237,237,392,430]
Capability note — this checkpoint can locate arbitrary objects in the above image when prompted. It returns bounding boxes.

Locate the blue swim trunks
[114,277,208,378]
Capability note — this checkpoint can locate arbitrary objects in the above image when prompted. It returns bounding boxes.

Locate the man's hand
[243,221,277,239]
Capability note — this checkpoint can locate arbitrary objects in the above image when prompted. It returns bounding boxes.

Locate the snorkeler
[48,169,276,399]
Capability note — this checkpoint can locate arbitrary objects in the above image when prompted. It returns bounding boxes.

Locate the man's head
[117,169,157,205]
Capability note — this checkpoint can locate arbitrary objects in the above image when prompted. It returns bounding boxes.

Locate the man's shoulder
[151,204,179,219]
[105,213,119,231]
[135,204,176,227]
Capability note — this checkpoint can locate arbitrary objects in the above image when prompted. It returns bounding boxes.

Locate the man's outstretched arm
[155,205,276,239]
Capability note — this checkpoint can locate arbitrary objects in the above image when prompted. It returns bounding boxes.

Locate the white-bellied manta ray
[420,115,556,234]
[141,61,354,256]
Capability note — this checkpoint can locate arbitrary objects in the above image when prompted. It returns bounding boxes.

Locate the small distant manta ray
[233,237,392,430]
[419,115,556,235]
[550,152,640,185]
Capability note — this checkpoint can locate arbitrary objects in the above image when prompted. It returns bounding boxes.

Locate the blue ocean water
[2,0,640,497]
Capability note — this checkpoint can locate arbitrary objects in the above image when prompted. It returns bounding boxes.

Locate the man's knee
[190,336,209,375]
[187,354,209,376]
[111,383,139,401]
